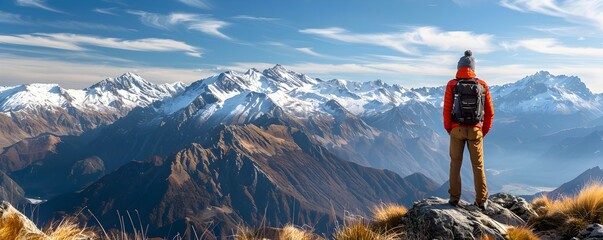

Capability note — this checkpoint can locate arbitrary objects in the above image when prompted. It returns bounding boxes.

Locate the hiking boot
[474,200,488,211]
[448,199,459,207]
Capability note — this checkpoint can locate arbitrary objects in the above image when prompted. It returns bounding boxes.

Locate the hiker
[443,50,494,210]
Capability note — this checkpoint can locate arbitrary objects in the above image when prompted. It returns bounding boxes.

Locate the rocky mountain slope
[40,124,440,238]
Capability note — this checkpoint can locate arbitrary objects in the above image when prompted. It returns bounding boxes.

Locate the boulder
[401,197,525,240]
[489,192,537,222]
[577,224,603,240]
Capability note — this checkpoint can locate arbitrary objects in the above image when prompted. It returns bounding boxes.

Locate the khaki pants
[449,126,488,203]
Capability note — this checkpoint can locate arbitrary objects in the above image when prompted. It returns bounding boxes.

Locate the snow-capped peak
[0,73,185,115]
[87,72,154,92]
[491,71,600,115]
[262,64,320,89]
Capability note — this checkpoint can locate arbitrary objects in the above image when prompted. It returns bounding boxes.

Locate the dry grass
[506,227,539,240]
[529,182,603,238]
[279,224,316,240]
[233,226,258,240]
[556,183,603,223]
[44,218,97,240]
[235,224,318,240]
[333,220,401,240]
[0,201,47,240]
[535,182,603,222]
[530,196,551,216]
[370,203,408,233]
[0,201,96,240]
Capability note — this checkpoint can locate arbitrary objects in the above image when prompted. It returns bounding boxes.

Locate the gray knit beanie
[457,50,475,71]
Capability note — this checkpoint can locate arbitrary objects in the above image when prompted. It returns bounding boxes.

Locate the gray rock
[0,171,25,206]
[578,224,603,239]
[401,197,525,240]
[489,192,537,222]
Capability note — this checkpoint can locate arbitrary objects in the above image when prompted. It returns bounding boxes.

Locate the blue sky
[2,0,603,92]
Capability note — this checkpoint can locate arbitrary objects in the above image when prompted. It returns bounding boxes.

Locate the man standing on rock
[443,50,494,210]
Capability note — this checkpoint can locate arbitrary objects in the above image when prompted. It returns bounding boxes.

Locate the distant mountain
[490,71,601,116]
[543,131,603,160]
[0,72,184,149]
[3,65,454,199]
[546,166,603,200]
[41,124,440,238]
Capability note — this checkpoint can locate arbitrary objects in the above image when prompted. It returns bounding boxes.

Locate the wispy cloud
[502,38,603,57]
[94,8,117,15]
[177,0,211,9]
[0,10,128,31]
[0,11,26,24]
[45,21,132,32]
[527,26,585,36]
[500,0,603,31]
[300,26,494,55]
[128,11,231,40]
[233,15,279,21]
[295,47,325,57]
[0,53,212,88]
[0,33,202,57]
[15,0,65,14]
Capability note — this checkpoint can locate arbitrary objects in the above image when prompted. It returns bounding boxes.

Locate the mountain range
[0,72,184,149]
[1,65,603,238]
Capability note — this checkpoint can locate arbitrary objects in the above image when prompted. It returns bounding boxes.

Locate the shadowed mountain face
[41,124,439,239]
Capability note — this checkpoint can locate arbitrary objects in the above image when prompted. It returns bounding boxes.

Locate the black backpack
[452,78,485,125]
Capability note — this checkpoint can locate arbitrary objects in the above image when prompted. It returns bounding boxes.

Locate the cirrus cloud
[15,0,65,14]
[500,0,603,31]
[0,33,203,57]
[300,26,495,56]
[128,11,231,40]
[502,38,603,57]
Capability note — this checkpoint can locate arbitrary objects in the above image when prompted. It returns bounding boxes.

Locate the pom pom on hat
[458,50,475,71]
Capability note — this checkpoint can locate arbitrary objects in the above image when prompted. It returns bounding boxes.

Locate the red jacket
[443,67,494,135]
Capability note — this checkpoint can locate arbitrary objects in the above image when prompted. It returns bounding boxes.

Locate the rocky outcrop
[401,197,525,240]
[0,172,24,206]
[577,224,603,240]
[489,192,537,222]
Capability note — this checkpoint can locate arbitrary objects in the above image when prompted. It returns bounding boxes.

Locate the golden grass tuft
[333,220,401,240]
[0,201,49,240]
[0,201,96,240]
[530,196,551,216]
[279,224,316,240]
[506,227,539,240]
[370,203,408,233]
[536,182,603,223]
[557,183,603,223]
[44,218,97,240]
[529,182,603,237]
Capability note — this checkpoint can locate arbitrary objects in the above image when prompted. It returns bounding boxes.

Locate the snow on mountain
[490,71,601,115]
[3,66,598,131]
[0,72,185,115]
[157,65,437,123]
